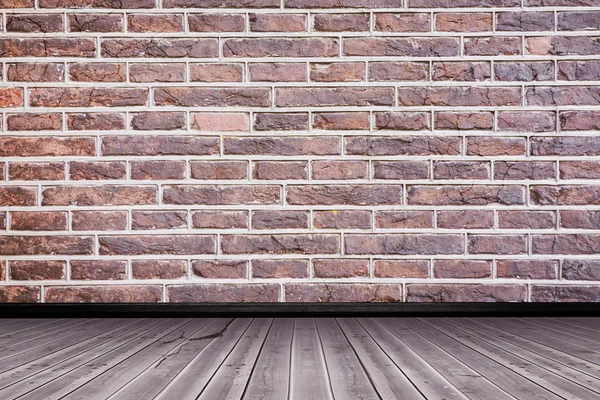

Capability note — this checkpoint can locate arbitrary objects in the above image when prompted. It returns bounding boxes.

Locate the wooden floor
[0,318,599,399]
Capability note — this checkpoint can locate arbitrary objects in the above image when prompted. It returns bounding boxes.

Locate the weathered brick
[496,12,554,31]
[169,284,279,303]
[435,112,494,130]
[407,284,526,302]
[558,12,600,31]
[192,113,249,132]
[285,284,401,302]
[190,161,248,180]
[527,36,600,56]
[497,260,557,279]
[69,62,125,82]
[225,137,340,156]
[467,137,526,156]
[531,286,600,303]
[30,88,147,107]
[527,87,600,106]
[374,161,429,180]
[434,260,491,279]
[0,88,24,108]
[128,14,183,33]
[71,260,127,280]
[132,160,187,180]
[249,63,306,82]
[188,14,245,32]
[313,210,372,230]
[277,87,393,107]
[560,161,600,180]
[9,162,64,181]
[102,39,218,58]
[313,13,369,32]
[0,236,94,255]
[7,113,62,131]
[286,0,401,8]
[498,111,556,132]
[252,259,308,279]
[192,260,247,279]
[253,161,308,180]
[192,210,248,229]
[132,260,186,280]
[131,112,186,131]
[72,211,127,231]
[190,63,243,82]
[46,286,162,303]
[222,234,340,254]
[287,185,402,205]
[0,287,40,303]
[42,185,157,206]
[0,187,37,206]
[102,136,219,156]
[7,63,64,82]
[495,161,555,181]
[436,13,492,32]
[562,260,600,281]
[432,62,490,81]
[498,210,555,229]
[132,211,187,230]
[70,161,126,180]
[560,210,600,229]
[155,87,270,107]
[310,63,365,82]
[464,37,521,56]
[437,210,494,229]
[375,211,433,229]
[6,14,63,32]
[67,113,124,131]
[346,234,464,255]
[224,38,338,57]
[344,37,459,57]
[250,13,306,32]
[468,235,528,255]
[0,0,34,7]
[313,259,369,278]
[312,160,368,180]
[369,62,428,82]
[494,62,554,82]
[375,112,429,130]
[531,137,600,156]
[10,261,65,280]
[313,113,369,131]
[163,185,281,205]
[531,186,600,206]
[374,260,429,279]
[130,63,186,83]
[254,113,309,131]
[10,211,67,231]
[375,13,429,32]
[0,38,96,57]
[68,13,123,32]
[252,210,309,229]
[41,0,154,7]
[408,185,524,205]
[100,235,215,255]
[434,161,490,180]
[560,111,600,130]
[346,136,460,156]
[398,87,521,107]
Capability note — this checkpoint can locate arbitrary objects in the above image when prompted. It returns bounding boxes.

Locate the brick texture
[1,0,599,304]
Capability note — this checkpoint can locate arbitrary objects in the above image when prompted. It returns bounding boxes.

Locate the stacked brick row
[1,0,600,303]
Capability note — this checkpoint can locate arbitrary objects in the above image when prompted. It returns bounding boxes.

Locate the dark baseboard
[1,302,599,318]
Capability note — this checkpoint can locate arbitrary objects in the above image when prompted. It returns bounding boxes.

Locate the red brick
[0,38,96,57]
[435,112,494,130]
[69,63,125,82]
[46,286,162,303]
[6,14,63,32]
[560,111,600,130]
[344,37,458,57]
[71,260,127,280]
[464,37,521,56]
[41,0,154,7]
[375,13,430,32]
[436,13,492,32]
[408,185,524,206]
[376,211,433,229]
[7,63,64,82]
[287,185,402,206]
[190,64,243,82]
[7,113,62,131]
[497,11,554,31]
[130,63,186,83]
[252,259,308,279]
[221,234,340,254]
[67,113,124,131]
[100,235,215,255]
[369,62,428,82]
[313,13,369,32]
[68,13,123,32]
[190,161,248,180]
[249,63,306,82]
[131,161,186,180]
[434,260,491,279]
[398,87,521,107]
[562,260,600,281]
[345,234,463,255]
[468,235,528,255]
[432,62,490,81]
[497,260,557,279]
[495,61,554,82]
[69,161,126,180]
[102,136,219,156]
[285,284,401,302]
[10,261,66,280]
[155,87,270,107]
[533,235,600,255]
[192,210,248,229]
[467,137,526,156]
[276,87,394,107]
[407,284,526,302]
[375,112,429,130]
[433,161,490,180]
[164,185,281,205]
[374,161,429,180]
[250,14,306,32]
[224,38,338,57]
[346,136,460,156]
[0,187,37,206]
[132,211,187,230]
[42,185,157,206]
[72,211,127,231]
[558,62,600,82]
[131,112,186,131]
[132,260,186,280]
[437,210,494,229]
[498,111,556,132]
[128,14,183,32]
[313,259,369,278]
[531,186,600,206]
[254,113,309,131]
[374,260,429,279]
[30,88,147,107]
[188,14,245,32]
[192,113,249,131]
[252,210,309,229]
[0,286,40,303]
[253,161,308,180]
[0,236,94,256]
[0,88,24,108]
[310,63,365,82]
[313,210,372,230]
[311,160,368,180]
[102,39,218,58]
[225,137,340,156]
[494,161,555,180]
[192,260,247,279]
[499,211,555,229]
[10,211,67,231]
[531,286,600,303]
[169,284,279,303]
[9,162,64,181]
[166,0,277,6]
[560,210,600,229]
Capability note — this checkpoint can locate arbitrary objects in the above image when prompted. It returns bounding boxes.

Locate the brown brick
[434,161,490,180]
[70,161,126,180]
[252,259,308,279]
[287,185,401,206]
[100,235,215,255]
[190,161,247,180]
[562,260,600,281]
[432,62,490,81]
[437,210,494,229]
[253,161,308,180]
[222,234,340,254]
[0,286,40,303]
[499,210,555,229]
[169,284,279,303]
[467,137,525,156]
[42,185,157,206]
[531,286,600,303]
[398,87,521,107]
[313,13,369,32]
[531,186,600,206]
[68,13,123,32]
[407,284,526,302]
[369,62,428,82]
[131,161,185,180]
[128,14,183,32]
[376,211,433,229]
[72,211,127,231]
[7,113,62,131]
[7,63,64,82]
[497,12,554,31]
[313,259,369,278]
[313,210,372,230]
[71,260,127,280]
[102,136,219,156]
[102,39,218,58]
[9,162,64,181]
[558,12,600,31]
[435,112,494,130]
[6,14,63,32]
[464,37,521,56]
[0,214,5,230]
[0,38,96,57]
[46,286,162,303]
[312,160,368,180]
[192,210,248,229]
[0,88,24,107]
[494,161,555,180]
[436,13,492,32]
[67,113,125,131]
[11,211,67,231]
[310,63,365,82]
[0,236,94,256]
[130,63,186,83]
[225,137,340,156]
[224,38,338,57]
[374,260,429,279]
[192,260,247,279]
[252,210,309,229]
[164,185,281,205]
[249,63,306,82]
[285,284,401,302]
[69,62,125,82]
[347,136,460,156]
[192,113,249,132]
[131,112,185,131]
[250,13,306,32]
[30,88,147,107]
[132,260,186,280]
[375,13,430,32]
[132,211,187,230]
[434,260,491,279]
[188,14,245,32]
[190,63,243,82]
[344,37,458,57]
[0,187,37,206]
[497,260,557,279]
[374,161,429,180]
[468,235,528,255]
[155,87,270,107]
[345,234,463,255]
[10,261,65,280]
[408,185,524,205]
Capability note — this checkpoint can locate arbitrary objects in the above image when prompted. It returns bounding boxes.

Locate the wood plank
[337,318,425,400]
[444,318,600,393]
[57,318,212,400]
[197,318,272,400]
[542,318,600,333]
[154,318,254,400]
[20,318,191,400]
[0,319,46,335]
[420,318,599,400]
[243,318,294,400]
[379,318,515,400]
[357,318,467,400]
[517,318,600,345]
[289,318,334,400]
[0,319,68,340]
[314,318,379,400]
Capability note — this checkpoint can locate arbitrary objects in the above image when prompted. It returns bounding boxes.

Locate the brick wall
[1,0,599,304]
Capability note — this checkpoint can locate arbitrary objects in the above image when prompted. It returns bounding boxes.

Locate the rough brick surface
[1,0,599,304]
